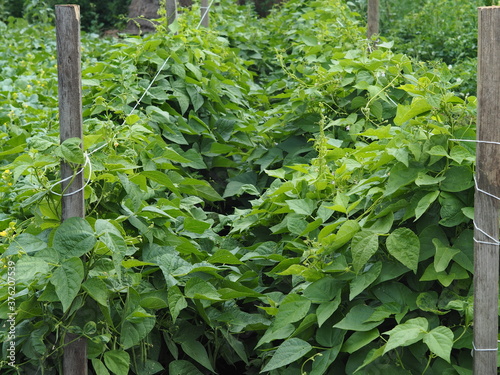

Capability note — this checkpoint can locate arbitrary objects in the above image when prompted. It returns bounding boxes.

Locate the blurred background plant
[0,0,132,32]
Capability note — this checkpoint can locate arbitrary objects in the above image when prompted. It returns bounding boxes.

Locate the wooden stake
[200,0,209,27]
[166,0,177,26]
[367,0,379,39]
[474,6,500,374]
[55,5,87,375]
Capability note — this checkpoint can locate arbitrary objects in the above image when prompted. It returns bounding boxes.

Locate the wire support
[50,0,219,197]
[196,0,216,29]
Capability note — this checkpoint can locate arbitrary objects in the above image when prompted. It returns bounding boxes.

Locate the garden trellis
[54,1,216,373]
[5,0,495,373]
[471,6,500,374]
[55,5,86,375]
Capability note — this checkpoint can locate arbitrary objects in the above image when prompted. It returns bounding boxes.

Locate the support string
[197,0,216,29]
[51,0,216,197]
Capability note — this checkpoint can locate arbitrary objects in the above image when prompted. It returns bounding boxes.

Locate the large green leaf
[120,315,156,350]
[56,137,85,164]
[383,317,428,353]
[349,262,382,300]
[274,294,311,329]
[386,228,420,273]
[384,163,421,196]
[334,304,383,331]
[180,340,215,372]
[52,217,96,258]
[4,233,48,256]
[423,326,454,362]
[351,231,379,273]
[96,219,127,279]
[82,277,110,306]
[103,350,130,375]
[168,285,188,323]
[50,257,84,312]
[261,338,312,373]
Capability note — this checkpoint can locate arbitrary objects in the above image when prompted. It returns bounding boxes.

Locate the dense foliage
[0,0,132,31]
[0,0,481,374]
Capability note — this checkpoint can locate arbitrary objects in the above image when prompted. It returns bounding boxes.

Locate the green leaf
[349,262,382,300]
[53,217,96,258]
[415,172,446,186]
[96,219,127,279]
[354,345,386,373]
[180,340,215,372]
[333,304,383,331]
[183,217,211,234]
[439,192,468,227]
[416,291,446,315]
[82,277,110,306]
[385,163,420,196]
[168,360,204,375]
[316,298,341,327]
[207,249,244,265]
[394,97,433,125]
[91,359,110,375]
[4,233,48,255]
[57,137,84,164]
[180,178,223,201]
[433,238,460,272]
[303,278,344,303]
[341,328,379,354]
[14,256,50,282]
[351,231,379,273]
[415,190,440,220]
[221,329,249,365]
[274,294,311,329]
[328,220,360,252]
[423,326,454,362]
[184,277,221,301]
[103,350,130,375]
[120,315,156,350]
[386,228,420,273]
[261,338,312,373]
[50,257,84,312]
[383,317,428,353]
[168,285,187,323]
[256,324,295,348]
[440,166,474,192]
[286,198,316,216]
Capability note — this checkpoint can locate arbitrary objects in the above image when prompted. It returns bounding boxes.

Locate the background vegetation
[0,0,132,31]
[0,0,489,374]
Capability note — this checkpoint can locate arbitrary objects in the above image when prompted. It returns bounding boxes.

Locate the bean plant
[0,1,481,374]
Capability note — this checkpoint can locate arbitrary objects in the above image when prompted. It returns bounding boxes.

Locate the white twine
[196,0,216,29]
[50,0,218,197]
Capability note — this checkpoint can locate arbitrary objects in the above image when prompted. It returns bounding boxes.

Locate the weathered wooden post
[55,5,87,375]
[200,0,209,27]
[166,0,177,26]
[474,6,500,374]
[367,0,379,39]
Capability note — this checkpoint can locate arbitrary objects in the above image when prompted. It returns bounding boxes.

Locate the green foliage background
[0,0,132,31]
[0,0,486,374]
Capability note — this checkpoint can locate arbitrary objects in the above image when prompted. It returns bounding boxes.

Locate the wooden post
[55,5,87,375]
[367,0,379,39]
[200,0,209,27]
[166,0,177,26]
[474,6,500,374]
